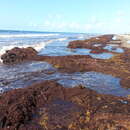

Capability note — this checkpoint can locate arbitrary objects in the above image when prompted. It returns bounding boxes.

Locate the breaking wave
[0,33,60,38]
[56,37,68,41]
[0,40,54,62]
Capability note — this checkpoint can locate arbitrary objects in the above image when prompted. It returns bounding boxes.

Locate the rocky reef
[0,34,130,129]
[0,81,130,129]
[35,52,130,89]
[1,47,38,64]
[67,34,123,54]
[68,34,114,49]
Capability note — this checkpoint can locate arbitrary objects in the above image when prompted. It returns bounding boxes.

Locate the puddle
[39,46,92,56]
[55,72,130,97]
[38,40,114,60]
[39,46,113,60]
[0,63,129,97]
[93,43,102,47]
[127,41,130,44]
[108,44,119,47]
[73,48,114,59]
[104,45,124,53]
[71,48,91,55]
[90,53,113,59]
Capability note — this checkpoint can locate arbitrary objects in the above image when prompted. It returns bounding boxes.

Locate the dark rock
[1,47,38,64]
[0,81,130,129]
[68,35,114,49]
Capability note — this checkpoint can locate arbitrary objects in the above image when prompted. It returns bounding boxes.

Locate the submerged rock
[1,47,38,64]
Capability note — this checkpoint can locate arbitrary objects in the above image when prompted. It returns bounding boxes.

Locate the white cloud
[117,10,125,17]
[28,12,130,34]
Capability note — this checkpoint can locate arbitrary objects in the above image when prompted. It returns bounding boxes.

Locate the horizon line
[0,29,103,35]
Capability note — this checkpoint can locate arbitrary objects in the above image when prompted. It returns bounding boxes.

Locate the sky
[0,0,130,33]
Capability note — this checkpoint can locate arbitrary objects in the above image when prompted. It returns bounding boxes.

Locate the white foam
[77,35,85,39]
[56,37,68,41]
[31,40,54,51]
[0,40,54,62]
[0,88,4,93]
[127,41,130,44]
[93,44,101,47]
[112,36,117,40]
[0,33,59,38]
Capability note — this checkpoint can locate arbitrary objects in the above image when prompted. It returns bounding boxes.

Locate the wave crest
[0,33,59,38]
[0,40,54,62]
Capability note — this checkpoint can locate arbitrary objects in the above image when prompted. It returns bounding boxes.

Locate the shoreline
[0,34,130,129]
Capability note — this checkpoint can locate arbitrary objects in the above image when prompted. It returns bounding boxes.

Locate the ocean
[0,30,90,58]
[0,30,129,96]
[0,30,91,91]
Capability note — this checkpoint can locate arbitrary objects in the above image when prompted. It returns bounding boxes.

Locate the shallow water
[0,31,92,59]
[0,61,56,93]
[56,72,130,96]
[90,53,113,59]
[39,42,114,59]
[0,61,129,97]
[0,31,129,97]
[93,43,102,47]
[0,31,114,61]
[104,45,124,53]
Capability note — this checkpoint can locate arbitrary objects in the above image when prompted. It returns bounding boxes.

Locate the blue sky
[0,0,130,33]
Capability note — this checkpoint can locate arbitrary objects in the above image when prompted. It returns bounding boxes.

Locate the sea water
[0,30,129,96]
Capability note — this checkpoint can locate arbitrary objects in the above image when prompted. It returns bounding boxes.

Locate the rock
[90,47,108,54]
[39,99,84,129]
[120,77,130,89]
[1,47,38,64]
[68,35,114,49]
[0,81,130,129]
[34,50,130,90]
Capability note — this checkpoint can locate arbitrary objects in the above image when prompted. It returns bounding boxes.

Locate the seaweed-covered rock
[1,47,38,64]
[0,81,130,129]
[68,34,114,49]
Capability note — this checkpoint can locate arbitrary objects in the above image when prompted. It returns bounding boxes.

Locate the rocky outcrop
[0,80,130,129]
[68,35,114,49]
[34,50,130,89]
[1,47,38,64]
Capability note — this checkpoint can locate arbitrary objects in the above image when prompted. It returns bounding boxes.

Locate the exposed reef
[67,34,123,54]
[0,34,130,129]
[1,35,130,89]
[1,47,38,64]
[68,34,114,48]
[0,81,130,129]
[1,35,130,90]
[34,52,130,89]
